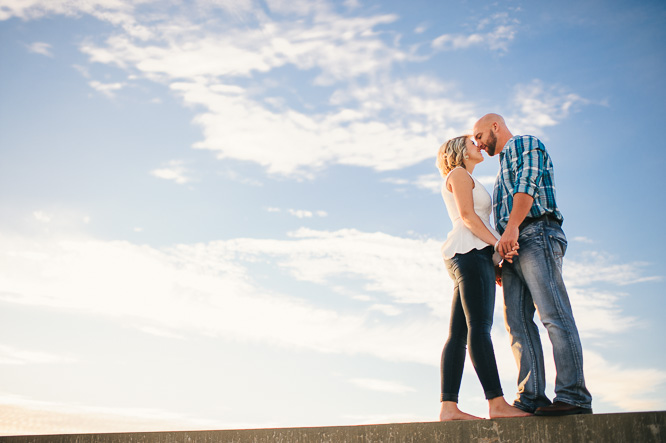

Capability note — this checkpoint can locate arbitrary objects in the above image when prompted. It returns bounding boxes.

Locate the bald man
[472,114,592,416]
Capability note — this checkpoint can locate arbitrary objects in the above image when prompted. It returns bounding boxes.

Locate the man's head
[473,113,511,156]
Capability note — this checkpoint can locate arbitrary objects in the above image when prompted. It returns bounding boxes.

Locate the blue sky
[1,0,665,435]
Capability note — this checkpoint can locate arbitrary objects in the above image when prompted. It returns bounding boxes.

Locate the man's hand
[498,225,519,258]
[502,242,519,263]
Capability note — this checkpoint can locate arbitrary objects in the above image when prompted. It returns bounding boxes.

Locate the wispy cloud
[88,80,125,98]
[0,345,74,365]
[382,173,495,195]
[7,0,481,177]
[584,350,666,411]
[0,393,226,436]
[348,378,415,394]
[32,211,52,223]
[265,208,328,218]
[509,79,591,135]
[565,251,662,287]
[150,160,193,184]
[288,209,327,218]
[0,224,658,366]
[383,174,440,193]
[0,218,664,412]
[2,1,589,180]
[26,41,53,57]
[432,13,518,53]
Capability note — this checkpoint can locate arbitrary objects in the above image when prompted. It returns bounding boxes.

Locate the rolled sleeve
[513,140,543,199]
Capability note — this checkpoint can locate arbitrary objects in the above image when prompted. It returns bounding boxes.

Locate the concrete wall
[1,411,664,443]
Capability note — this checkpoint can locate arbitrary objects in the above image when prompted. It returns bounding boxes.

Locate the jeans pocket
[548,232,567,261]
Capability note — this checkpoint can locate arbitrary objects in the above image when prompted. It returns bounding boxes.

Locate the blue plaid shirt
[493,135,563,234]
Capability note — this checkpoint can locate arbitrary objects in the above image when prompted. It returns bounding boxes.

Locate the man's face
[474,124,498,156]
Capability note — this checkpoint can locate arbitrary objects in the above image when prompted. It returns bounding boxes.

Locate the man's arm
[498,192,533,257]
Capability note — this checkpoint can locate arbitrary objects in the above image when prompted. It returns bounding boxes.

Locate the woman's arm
[448,168,500,247]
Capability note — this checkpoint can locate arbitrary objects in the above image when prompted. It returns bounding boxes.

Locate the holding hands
[494,238,519,287]
[497,225,520,259]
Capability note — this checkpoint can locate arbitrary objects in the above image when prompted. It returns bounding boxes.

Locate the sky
[1,0,665,436]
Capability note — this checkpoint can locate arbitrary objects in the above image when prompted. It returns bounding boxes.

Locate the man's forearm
[506,193,534,231]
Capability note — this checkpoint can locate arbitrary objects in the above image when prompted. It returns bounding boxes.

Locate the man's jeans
[502,218,592,412]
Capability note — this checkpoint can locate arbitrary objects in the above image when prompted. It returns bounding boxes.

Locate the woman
[436,135,530,420]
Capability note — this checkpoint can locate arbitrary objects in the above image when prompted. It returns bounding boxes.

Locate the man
[472,113,592,416]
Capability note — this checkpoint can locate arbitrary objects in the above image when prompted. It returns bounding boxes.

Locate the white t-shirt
[441,167,501,263]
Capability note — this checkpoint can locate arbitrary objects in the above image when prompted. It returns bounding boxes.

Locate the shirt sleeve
[513,136,544,199]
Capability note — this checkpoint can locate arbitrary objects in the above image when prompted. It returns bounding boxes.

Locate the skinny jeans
[441,246,503,402]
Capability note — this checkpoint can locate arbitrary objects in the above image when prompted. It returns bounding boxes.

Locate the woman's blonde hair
[436,135,469,177]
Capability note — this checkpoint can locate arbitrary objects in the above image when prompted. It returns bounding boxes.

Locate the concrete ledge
[1,411,664,442]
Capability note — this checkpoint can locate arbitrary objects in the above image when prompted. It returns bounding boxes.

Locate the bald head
[473,113,512,156]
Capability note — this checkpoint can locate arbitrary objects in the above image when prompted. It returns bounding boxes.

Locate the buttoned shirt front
[493,135,563,234]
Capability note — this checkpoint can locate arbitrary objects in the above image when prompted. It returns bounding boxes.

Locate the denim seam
[545,231,586,390]
[518,278,540,405]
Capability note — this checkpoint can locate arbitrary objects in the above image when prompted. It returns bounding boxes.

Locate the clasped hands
[494,226,520,287]
[496,225,520,263]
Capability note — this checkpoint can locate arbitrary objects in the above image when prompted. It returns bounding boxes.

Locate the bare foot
[439,401,484,421]
[488,397,533,419]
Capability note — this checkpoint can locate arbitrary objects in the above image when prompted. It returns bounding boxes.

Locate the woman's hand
[495,264,503,287]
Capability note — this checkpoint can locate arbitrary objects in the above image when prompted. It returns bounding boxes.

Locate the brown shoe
[534,401,592,416]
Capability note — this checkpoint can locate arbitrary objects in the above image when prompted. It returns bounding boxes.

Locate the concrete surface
[1,411,664,442]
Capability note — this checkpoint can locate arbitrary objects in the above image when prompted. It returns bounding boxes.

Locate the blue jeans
[442,246,504,402]
[502,218,592,412]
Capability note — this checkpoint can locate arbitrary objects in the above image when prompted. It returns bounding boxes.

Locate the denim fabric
[442,246,504,402]
[502,218,592,412]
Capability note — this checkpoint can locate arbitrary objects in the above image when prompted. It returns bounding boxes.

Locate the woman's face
[465,137,484,164]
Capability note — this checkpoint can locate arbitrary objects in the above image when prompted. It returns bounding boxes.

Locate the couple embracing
[436,114,593,420]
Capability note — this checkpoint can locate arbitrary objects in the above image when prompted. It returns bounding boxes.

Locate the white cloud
[382,174,441,194]
[285,209,327,218]
[26,42,53,57]
[348,378,415,394]
[266,208,328,218]
[0,345,74,365]
[88,80,125,98]
[173,78,448,177]
[509,79,590,135]
[382,172,494,195]
[288,209,313,218]
[135,326,185,340]
[0,393,226,436]
[150,160,192,184]
[413,174,441,193]
[2,2,591,180]
[564,251,661,287]
[432,13,518,53]
[1,226,656,362]
[0,222,663,412]
[32,211,52,223]
[476,175,496,186]
[18,0,471,177]
[368,304,401,316]
[584,350,666,411]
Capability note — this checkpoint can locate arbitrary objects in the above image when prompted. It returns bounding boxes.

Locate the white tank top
[441,167,501,263]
